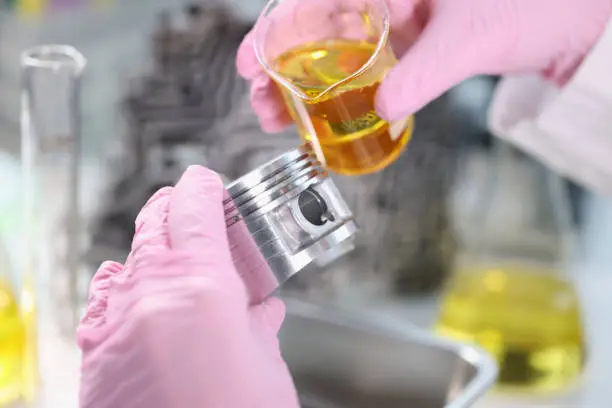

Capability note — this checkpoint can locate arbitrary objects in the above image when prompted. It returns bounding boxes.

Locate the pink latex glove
[77,166,300,408]
[237,0,612,130]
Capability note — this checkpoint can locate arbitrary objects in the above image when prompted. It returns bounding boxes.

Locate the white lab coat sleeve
[488,19,612,196]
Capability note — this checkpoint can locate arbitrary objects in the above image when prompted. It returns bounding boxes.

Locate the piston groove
[224,145,326,225]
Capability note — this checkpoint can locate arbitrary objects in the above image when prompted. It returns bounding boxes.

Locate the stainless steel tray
[281,299,497,408]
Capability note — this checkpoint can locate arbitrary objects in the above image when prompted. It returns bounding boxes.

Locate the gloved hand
[77,166,300,408]
[237,0,612,130]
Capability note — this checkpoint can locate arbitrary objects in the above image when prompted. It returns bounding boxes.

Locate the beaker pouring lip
[21,45,87,74]
[252,0,390,101]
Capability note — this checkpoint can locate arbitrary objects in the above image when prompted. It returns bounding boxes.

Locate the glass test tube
[20,45,86,336]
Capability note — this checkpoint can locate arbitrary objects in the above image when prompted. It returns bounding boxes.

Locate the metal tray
[281,299,497,408]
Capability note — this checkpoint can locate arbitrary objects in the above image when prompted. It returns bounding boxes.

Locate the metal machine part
[225,145,358,304]
[282,298,497,408]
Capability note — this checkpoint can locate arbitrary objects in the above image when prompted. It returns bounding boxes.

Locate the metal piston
[224,144,359,304]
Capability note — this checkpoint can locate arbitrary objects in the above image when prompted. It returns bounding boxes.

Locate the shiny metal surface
[225,145,358,304]
[282,298,498,408]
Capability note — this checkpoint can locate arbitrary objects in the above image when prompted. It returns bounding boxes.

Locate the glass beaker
[436,141,585,393]
[20,45,86,338]
[253,0,414,176]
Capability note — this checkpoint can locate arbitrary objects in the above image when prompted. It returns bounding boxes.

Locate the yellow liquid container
[437,265,585,392]
[254,0,414,175]
[0,241,37,407]
[0,281,25,406]
[438,142,585,393]
[273,40,413,175]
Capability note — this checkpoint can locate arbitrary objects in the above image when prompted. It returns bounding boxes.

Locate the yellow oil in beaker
[436,265,585,392]
[273,39,414,176]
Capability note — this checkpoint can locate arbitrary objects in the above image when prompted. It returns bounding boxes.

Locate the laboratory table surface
[1,2,612,408]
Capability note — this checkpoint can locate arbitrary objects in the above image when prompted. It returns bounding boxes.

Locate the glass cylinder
[437,140,585,393]
[253,0,414,176]
[20,45,86,338]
